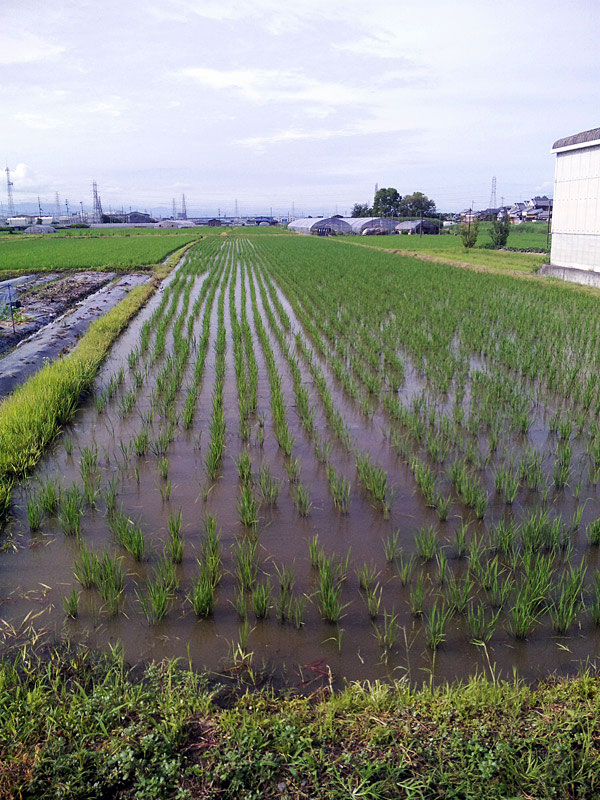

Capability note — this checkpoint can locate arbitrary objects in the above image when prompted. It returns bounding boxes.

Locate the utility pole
[65,199,70,217]
[5,167,15,217]
[420,208,423,238]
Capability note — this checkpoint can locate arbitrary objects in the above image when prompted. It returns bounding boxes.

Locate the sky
[1,0,599,217]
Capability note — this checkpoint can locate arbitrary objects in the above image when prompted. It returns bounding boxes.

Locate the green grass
[337,232,547,273]
[2,642,600,798]
[0,231,198,275]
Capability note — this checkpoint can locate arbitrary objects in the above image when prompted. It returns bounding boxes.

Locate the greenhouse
[342,217,398,234]
[287,217,352,235]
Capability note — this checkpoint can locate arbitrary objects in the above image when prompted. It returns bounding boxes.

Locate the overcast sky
[1,0,599,216]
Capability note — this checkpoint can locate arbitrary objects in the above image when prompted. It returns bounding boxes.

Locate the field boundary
[0,241,196,519]
[2,640,600,798]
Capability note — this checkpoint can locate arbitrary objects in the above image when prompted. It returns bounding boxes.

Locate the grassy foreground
[0,243,194,518]
[1,642,599,799]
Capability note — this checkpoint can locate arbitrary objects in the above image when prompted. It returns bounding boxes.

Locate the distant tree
[459,219,479,248]
[351,203,372,218]
[373,188,402,217]
[489,213,511,249]
[532,195,549,201]
[398,192,436,217]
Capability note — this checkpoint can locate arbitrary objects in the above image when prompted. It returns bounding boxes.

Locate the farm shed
[342,217,398,235]
[288,217,352,235]
[395,220,438,235]
[23,224,56,234]
[544,126,600,285]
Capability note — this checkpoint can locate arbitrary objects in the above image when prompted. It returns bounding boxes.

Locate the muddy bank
[0,272,120,356]
[0,273,150,397]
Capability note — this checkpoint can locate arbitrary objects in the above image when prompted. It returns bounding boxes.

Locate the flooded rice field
[4,234,600,689]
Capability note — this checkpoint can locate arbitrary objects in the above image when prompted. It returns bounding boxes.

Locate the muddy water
[2,240,600,690]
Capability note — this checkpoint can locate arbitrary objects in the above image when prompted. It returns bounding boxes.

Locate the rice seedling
[237,485,259,533]
[365,582,382,619]
[285,456,301,483]
[356,562,379,591]
[191,565,215,617]
[159,479,172,502]
[252,580,271,619]
[414,525,438,562]
[39,479,60,515]
[236,450,252,485]
[588,518,600,546]
[234,538,258,592]
[27,493,43,531]
[373,609,398,662]
[137,580,171,624]
[167,510,184,564]
[314,435,332,464]
[73,544,97,589]
[591,571,600,625]
[548,562,586,634]
[425,601,452,650]
[454,522,469,558]
[293,483,312,516]
[316,554,347,624]
[62,587,79,619]
[397,551,415,586]
[64,436,73,456]
[466,602,499,643]
[409,573,426,617]
[326,465,351,513]
[436,493,451,521]
[157,457,169,480]
[383,530,400,563]
[133,428,149,457]
[258,463,279,505]
[435,550,448,585]
[58,484,82,537]
[446,571,473,614]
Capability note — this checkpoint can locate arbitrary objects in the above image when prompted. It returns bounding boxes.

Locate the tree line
[352,188,436,218]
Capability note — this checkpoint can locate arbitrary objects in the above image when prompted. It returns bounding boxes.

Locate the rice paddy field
[0,230,200,275]
[3,232,600,689]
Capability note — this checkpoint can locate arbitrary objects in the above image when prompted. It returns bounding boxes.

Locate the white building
[547,126,600,284]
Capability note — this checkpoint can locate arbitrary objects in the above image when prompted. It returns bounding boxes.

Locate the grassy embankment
[0,241,195,518]
[341,232,547,273]
[1,642,599,799]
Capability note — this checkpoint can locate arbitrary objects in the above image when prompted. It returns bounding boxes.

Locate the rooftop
[552,126,600,151]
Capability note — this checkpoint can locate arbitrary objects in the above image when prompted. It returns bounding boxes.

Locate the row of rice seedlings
[355,452,391,517]
[204,262,230,480]
[247,263,294,456]
[183,255,225,429]
[229,259,253,440]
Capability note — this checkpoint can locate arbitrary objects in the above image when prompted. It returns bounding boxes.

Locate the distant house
[126,211,152,224]
[207,218,221,227]
[543,125,600,285]
[395,220,438,235]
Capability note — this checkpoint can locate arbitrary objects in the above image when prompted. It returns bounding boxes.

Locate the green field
[0,232,199,274]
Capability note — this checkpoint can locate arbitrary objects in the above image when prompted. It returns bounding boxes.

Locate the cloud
[333,32,411,61]
[0,29,64,65]
[150,0,329,33]
[172,66,376,106]
[14,113,63,130]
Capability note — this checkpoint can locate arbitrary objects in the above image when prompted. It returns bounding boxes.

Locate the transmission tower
[181,194,187,220]
[54,191,61,220]
[37,196,43,218]
[92,181,103,223]
[5,167,15,217]
[489,176,497,208]
[172,198,177,219]
[234,198,239,217]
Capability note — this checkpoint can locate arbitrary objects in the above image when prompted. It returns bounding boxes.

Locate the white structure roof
[288,217,352,234]
[341,217,398,234]
[23,224,56,234]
